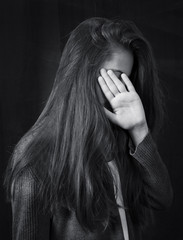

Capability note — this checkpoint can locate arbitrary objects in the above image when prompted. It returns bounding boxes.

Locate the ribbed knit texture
[12,132,173,240]
[129,133,173,209]
[12,169,50,240]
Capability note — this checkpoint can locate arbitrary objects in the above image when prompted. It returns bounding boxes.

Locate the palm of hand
[110,91,146,130]
[98,69,147,130]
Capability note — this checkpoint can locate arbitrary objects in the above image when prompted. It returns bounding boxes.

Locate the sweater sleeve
[12,168,50,240]
[128,132,173,210]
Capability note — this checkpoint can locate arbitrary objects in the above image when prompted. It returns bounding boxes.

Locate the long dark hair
[4,17,164,232]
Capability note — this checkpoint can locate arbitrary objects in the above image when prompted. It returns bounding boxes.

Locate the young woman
[4,17,173,240]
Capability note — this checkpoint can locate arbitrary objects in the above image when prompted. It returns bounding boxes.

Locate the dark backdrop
[1,0,182,239]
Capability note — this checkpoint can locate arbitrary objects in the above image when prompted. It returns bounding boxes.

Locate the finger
[100,68,119,96]
[98,76,114,102]
[107,70,126,93]
[104,107,118,125]
[121,73,136,92]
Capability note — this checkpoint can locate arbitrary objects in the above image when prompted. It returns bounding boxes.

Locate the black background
[1,0,183,239]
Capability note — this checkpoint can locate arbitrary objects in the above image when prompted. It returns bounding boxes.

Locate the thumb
[104,107,118,125]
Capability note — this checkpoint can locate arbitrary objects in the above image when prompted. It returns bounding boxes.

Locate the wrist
[129,122,149,147]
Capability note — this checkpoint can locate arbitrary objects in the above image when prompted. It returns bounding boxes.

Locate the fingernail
[100,68,103,74]
[107,70,112,74]
[98,76,102,81]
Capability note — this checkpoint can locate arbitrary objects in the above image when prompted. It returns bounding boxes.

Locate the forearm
[128,122,149,147]
[129,132,173,209]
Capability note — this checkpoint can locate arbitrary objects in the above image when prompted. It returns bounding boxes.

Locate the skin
[97,48,148,147]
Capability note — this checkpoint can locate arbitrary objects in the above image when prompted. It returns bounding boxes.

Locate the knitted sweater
[12,133,173,240]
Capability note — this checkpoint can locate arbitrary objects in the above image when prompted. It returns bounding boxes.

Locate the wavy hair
[4,17,164,232]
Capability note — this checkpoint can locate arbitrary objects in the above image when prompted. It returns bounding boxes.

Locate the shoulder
[12,131,45,186]
[13,132,35,162]
[11,131,49,202]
